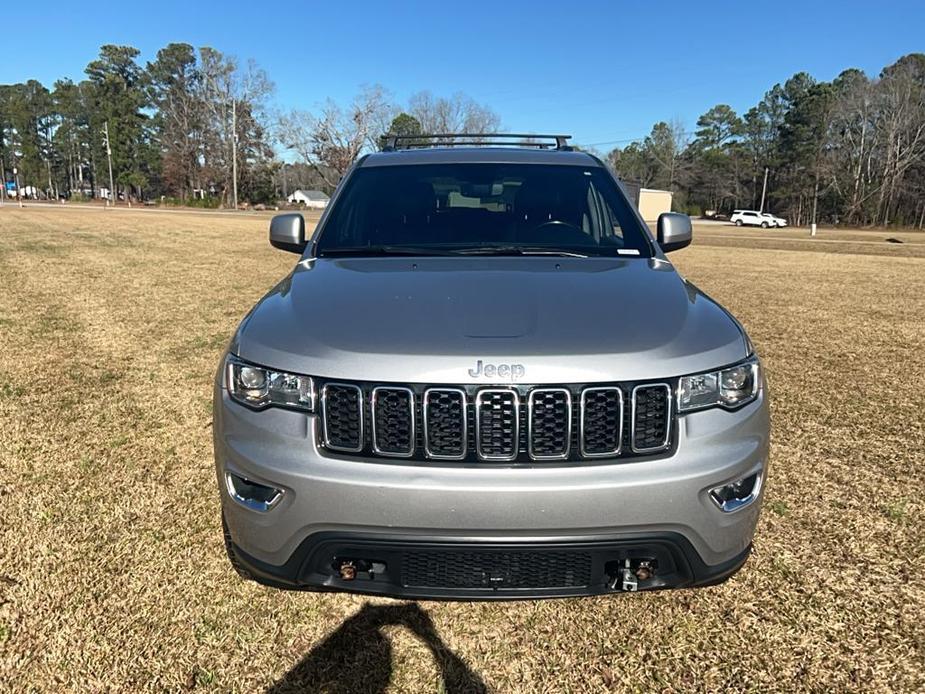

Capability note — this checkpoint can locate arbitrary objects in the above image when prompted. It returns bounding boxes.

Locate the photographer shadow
[266,602,488,693]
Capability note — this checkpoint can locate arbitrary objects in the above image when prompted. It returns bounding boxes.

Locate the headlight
[678,357,760,412]
[225,354,314,411]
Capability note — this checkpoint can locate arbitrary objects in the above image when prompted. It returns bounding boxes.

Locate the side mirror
[656,212,692,253]
[269,213,307,254]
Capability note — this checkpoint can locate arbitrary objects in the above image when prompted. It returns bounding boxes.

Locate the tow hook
[620,559,638,592]
[607,558,656,591]
[335,558,387,582]
[338,560,357,581]
[635,560,654,582]
[607,559,639,592]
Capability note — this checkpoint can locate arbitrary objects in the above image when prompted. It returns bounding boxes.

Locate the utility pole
[811,177,819,237]
[759,167,769,212]
[231,98,239,211]
[103,121,115,208]
[14,166,22,208]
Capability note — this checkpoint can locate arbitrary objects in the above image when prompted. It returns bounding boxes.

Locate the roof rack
[379,133,573,152]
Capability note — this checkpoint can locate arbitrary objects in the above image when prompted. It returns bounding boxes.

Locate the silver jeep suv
[214,134,769,600]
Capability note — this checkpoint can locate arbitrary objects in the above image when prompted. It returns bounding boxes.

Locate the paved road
[0,200,320,220]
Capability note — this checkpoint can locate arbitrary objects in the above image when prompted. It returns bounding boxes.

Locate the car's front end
[213,142,770,599]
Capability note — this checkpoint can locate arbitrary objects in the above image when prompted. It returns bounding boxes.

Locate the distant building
[637,188,674,222]
[619,181,674,222]
[287,189,330,208]
[7,185,40,199]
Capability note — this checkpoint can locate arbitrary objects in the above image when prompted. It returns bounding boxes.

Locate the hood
[234,257,748,384]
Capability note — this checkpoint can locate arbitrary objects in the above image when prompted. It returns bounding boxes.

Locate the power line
[581,136,649,148]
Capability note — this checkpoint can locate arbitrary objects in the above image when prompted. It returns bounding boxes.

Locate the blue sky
[3,0,923,148]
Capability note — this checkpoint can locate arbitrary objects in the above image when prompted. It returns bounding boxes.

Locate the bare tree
[277,85,391,190]
[407,91,500,134]
[827,69,875,224]
[872,55,925,224]
[198,48,274,206]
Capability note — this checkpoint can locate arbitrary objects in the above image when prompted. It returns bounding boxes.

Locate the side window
[586,179,624,245]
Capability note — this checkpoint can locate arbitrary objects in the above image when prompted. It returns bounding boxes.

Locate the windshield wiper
[320,244,593,258]
[319,245,460,257]
[454,246,590,258]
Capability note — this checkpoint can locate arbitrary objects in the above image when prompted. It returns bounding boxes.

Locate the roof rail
[379,133,573,152]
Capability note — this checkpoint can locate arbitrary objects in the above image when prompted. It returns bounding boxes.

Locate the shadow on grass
[266,602,488,693]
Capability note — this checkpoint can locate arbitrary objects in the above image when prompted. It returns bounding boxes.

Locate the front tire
[761,221,769,228]
[735,220,743,226]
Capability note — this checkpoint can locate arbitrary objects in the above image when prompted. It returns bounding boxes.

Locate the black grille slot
[632,384,671,452]
[402,550,593,589]
[581,387,623,456]
[322,384,363,452]
[372,387,414,456]
[528,389,570,459]
[424,389,466,459]
[476,390,519,460]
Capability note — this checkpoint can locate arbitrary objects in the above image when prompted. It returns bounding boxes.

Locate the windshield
[314,163,654,257]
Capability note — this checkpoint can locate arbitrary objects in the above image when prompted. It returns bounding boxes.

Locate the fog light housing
[225,472,283,512]
[710,470,762,512]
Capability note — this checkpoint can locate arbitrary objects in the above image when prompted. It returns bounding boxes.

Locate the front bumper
[214,384,769,598]
[227,531,752,600]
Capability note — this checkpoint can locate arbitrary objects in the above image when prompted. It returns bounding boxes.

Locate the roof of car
[359,147,602,168]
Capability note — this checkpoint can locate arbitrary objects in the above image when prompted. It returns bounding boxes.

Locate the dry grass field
[0,206,923,692]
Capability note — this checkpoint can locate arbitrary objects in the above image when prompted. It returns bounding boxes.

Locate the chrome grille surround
[371,386,415,457]
[630,383,672,453]
[579,386,624,458]
[527,388,572,460]
[321,383,364,452]
[423,388,468,460]
[475,389,520,461]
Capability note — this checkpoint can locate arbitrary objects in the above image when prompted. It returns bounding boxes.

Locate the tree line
[0,43,500,207]
[3,44,923,226]
[607,54,925,227]
[0,44,276,206]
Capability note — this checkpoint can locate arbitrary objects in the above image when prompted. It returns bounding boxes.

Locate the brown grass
[686,222,925,259]
[0,207,922,692]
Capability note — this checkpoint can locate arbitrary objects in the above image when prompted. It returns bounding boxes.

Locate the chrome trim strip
[630,383,672,453]
[224,472,283,513]
[371,386,415,457]
[321,382,364,453]
[579,386,623,458]
[423,388,467,460]
[475,388,520,461]
[710,466,764,513]
[527,388,571,461]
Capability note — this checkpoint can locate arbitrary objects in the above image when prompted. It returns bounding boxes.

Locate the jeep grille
[317,380,675,463]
